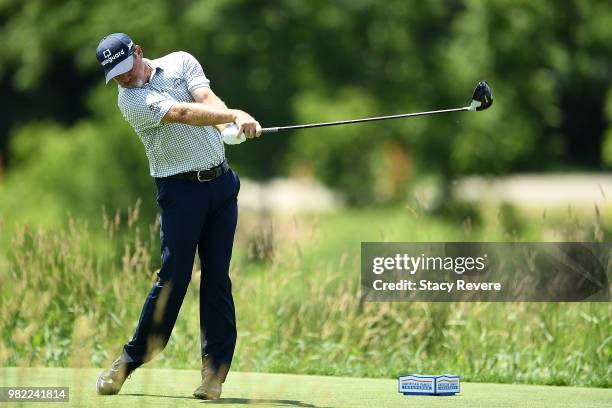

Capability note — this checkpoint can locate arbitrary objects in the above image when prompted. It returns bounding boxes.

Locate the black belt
[167,160,230,182]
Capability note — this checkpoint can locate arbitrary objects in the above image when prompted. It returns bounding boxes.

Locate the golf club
[262,80,493,134]
[222,81,493,144]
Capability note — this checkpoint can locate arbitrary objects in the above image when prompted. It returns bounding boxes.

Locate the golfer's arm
[162,103,237,126]
[192,87,228,109]
[190,87,230,132]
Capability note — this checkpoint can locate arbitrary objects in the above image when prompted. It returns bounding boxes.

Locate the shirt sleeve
[180,51,210,92]
[118,87,175,132]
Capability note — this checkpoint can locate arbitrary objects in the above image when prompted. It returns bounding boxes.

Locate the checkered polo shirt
[117,51,225,177]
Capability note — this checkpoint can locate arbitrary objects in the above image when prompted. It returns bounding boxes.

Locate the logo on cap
[101,49,126,66]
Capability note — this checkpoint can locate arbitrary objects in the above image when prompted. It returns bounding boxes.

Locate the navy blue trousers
[121,168,240,380]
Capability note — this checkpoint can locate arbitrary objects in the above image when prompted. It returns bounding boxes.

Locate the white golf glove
[222,123,246,145]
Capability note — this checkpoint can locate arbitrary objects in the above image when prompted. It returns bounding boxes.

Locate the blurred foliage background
[1,0,611,221]
[1,1,611,386]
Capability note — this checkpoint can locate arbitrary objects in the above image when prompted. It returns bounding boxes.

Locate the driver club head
[469,80,493,111]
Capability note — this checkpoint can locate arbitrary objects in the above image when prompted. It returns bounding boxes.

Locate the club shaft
[261,106,470,134]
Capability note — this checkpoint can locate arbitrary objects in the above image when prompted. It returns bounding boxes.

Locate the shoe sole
[193,387,221,400]
[193,392,220,400]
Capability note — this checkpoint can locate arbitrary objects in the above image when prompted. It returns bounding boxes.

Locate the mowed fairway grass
[1,367,611,408]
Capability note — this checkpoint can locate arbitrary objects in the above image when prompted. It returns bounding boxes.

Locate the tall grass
[0,202,610,387]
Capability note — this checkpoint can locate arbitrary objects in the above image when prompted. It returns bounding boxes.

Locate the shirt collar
[143,58,163,82]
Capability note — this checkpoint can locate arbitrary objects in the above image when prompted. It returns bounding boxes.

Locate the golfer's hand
[232,110,262,138]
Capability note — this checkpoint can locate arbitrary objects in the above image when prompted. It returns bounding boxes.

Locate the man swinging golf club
[95,32,261,400]
[94,31,492,401]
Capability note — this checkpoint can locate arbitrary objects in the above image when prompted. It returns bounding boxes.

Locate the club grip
[262,127,279,134]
